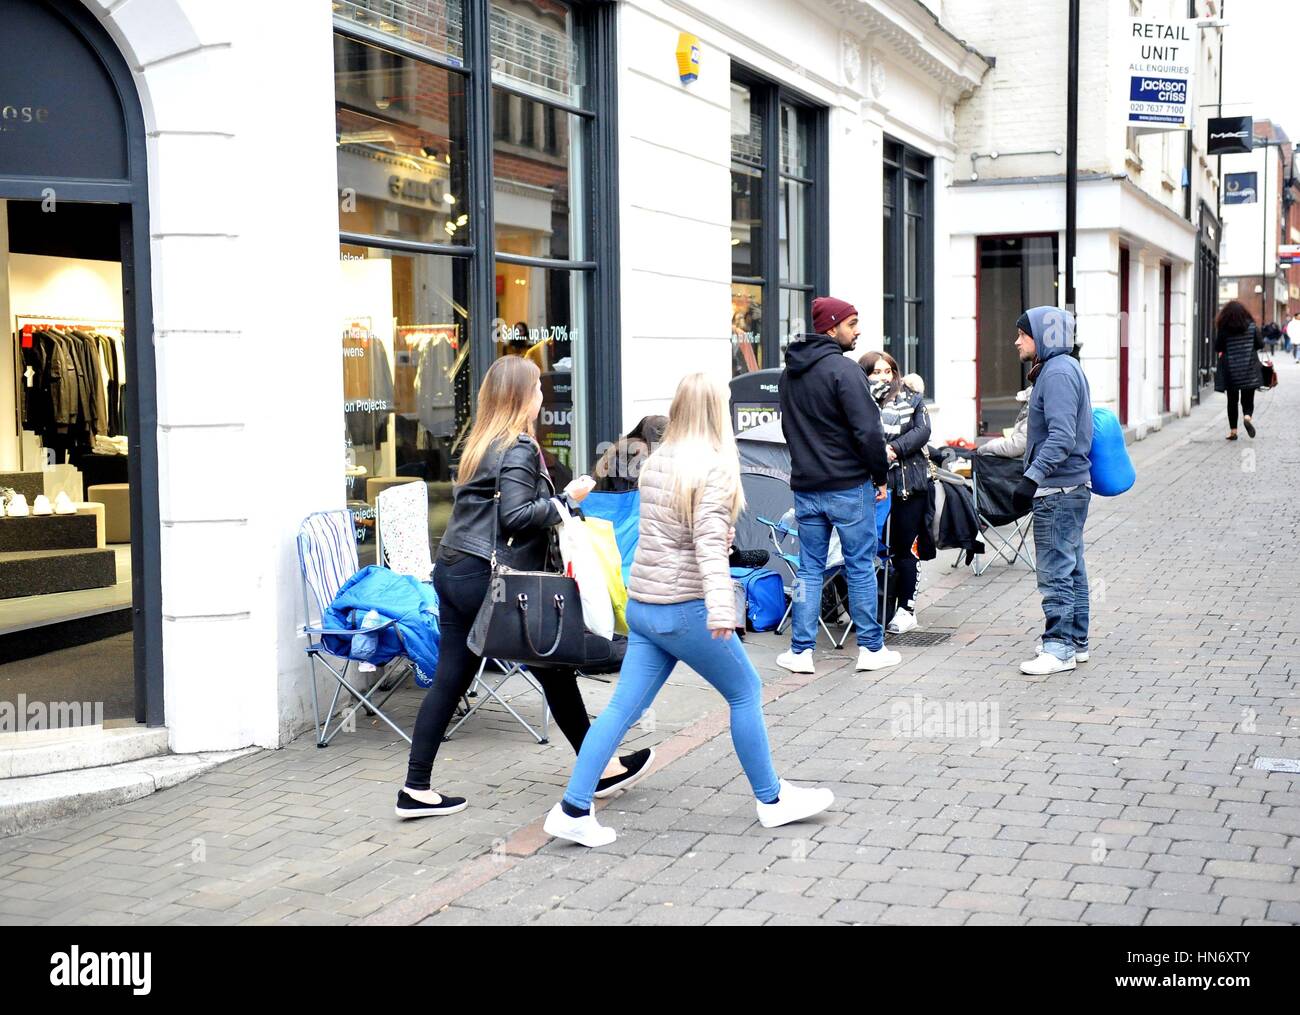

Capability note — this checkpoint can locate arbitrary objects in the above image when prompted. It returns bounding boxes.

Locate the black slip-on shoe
[1244,419,1256,438]
[593,747,656,799]
[395,789,468,819]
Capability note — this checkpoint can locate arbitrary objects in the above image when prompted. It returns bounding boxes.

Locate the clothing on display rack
[342,326,394,450]
[16,320,126,462]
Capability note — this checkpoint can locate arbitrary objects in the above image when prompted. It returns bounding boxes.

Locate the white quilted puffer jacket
[629,444,737,630]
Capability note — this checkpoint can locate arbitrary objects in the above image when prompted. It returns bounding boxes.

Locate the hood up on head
[1023,305,1076,362]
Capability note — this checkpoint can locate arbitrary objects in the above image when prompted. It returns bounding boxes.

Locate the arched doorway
[0,0,161,728]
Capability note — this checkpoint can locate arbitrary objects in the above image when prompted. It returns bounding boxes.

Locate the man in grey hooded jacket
[1010,306,1094,676]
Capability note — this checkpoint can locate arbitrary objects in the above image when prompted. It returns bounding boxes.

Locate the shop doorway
[0,0,161,730]
[976,234,1059,436]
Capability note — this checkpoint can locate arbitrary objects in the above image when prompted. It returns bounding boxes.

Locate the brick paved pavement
[2,362,1298,925]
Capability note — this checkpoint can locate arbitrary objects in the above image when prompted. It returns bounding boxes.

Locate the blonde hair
[457,356,540,484]
[650,373,745,523]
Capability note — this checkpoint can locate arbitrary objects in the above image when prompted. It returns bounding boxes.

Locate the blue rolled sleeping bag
[1089,407,1135,496]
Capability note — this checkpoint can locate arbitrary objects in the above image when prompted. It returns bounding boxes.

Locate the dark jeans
[1226,386,1255,430]
[885,489,927,615]
[404,553,593,791]
[1031,486,1091,662]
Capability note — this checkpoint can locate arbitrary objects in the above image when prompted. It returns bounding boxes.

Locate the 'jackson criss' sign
[1125,18,1195,131]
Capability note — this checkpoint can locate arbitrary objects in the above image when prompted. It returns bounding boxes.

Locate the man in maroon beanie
[776,297,901,676]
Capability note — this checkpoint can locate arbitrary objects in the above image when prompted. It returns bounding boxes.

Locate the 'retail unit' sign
[1125,18,1195,131]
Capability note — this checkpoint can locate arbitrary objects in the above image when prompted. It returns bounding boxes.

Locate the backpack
[729,567,786,632]
[1088,407,1135,496]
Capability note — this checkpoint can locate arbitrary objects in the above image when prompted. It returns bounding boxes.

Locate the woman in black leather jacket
[397,356,653,819]
[860,351,932,636]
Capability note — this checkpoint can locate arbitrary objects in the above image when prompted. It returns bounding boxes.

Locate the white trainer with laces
[1020,652,1076,675]
[544,802,617,848]
[756,779,834,828]
[856,645,901,671]
[776,648,815,674]
[887,608,918,635]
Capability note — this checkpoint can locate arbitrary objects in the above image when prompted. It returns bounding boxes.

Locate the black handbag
[1214,356,1227,393]
[465,468,589,667]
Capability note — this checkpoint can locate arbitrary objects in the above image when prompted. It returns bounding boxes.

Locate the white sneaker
[887,608,918,634]
[1035,643,1088,663]
[1020,652,1076,675]
[7,494,29,518]
[756,779,834,829]
[776,649,815,674]
[53,491,76,515]
[856,645,901,671]
[32,495,52,516]
[544,802,617,848]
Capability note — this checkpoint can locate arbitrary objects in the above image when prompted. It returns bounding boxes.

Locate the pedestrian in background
[1289,312,1300,360]
[1010,306,1094,676]
[775,296,901,676]
[544,373,834,847]
[1262,319,1281,357]
[1215,300,1264,440]
[860,350,932,634]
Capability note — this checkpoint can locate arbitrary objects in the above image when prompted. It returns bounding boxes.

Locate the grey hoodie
[1022,306,1093,488]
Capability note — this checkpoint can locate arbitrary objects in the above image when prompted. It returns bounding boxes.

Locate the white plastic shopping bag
[555,501,615,640]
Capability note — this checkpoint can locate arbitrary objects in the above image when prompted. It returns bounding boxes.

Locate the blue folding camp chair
[760,491,892,649]
[297,509,412,748]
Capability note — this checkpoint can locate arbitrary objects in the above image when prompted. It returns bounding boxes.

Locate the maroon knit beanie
[812,296,858,335]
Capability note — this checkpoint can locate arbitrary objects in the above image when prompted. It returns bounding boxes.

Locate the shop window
[730,73,826,377]
[882,137,933,391]
[334,0,615,552]
[335,34,470,244]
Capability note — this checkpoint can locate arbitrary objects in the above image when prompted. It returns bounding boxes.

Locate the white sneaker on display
[886,608,918,635]
[32,495,52,516]
[7,494,29,518]
[1020,652,1076,675]
[775,648,816,674]
[856,645,901,671]
[756,779,834,828]
[53,491,76,515]
[544,803,617,848]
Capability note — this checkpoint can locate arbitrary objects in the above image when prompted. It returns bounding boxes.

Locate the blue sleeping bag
[1089,407,1135,496]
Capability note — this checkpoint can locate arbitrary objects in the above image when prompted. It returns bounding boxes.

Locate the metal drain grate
[1253,757,1300,774]
[885,629,954,648]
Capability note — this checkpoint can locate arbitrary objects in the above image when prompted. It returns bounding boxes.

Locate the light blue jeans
[791,482,883,653]
[562,598,781,811]
[1032,486,1091,661]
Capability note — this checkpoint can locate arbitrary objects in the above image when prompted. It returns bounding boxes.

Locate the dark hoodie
[779,334,890,492]
[1022,306,1093,488]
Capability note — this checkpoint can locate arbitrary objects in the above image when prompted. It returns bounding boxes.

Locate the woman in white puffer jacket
[544,373,834,848]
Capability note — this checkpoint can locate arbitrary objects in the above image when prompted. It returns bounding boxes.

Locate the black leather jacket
[439,434,574,571]
[878,387,933,500]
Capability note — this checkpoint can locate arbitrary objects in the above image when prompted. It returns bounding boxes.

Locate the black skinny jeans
[405,552,593,791]
[1226,386,1255,430]
[885,488,928,616]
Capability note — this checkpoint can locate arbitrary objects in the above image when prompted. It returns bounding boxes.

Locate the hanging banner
[1126,18,1196,130]
[1224,172,1257,204]
[1207,115,1254,155]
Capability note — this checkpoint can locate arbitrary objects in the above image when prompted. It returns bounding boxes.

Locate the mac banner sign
[1207,116,1254,156]
[1126,18,1196,131]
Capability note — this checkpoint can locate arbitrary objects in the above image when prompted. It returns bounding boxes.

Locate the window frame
[730,65,828,374]
[332,0,621,468]
[882,136,935,394]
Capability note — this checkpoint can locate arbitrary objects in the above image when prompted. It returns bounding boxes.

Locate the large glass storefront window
[730,73,825,377]
[882,138,933,391]
[334,0,611,553]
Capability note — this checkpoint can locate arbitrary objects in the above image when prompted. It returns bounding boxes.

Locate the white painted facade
[942,0,1223,438]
